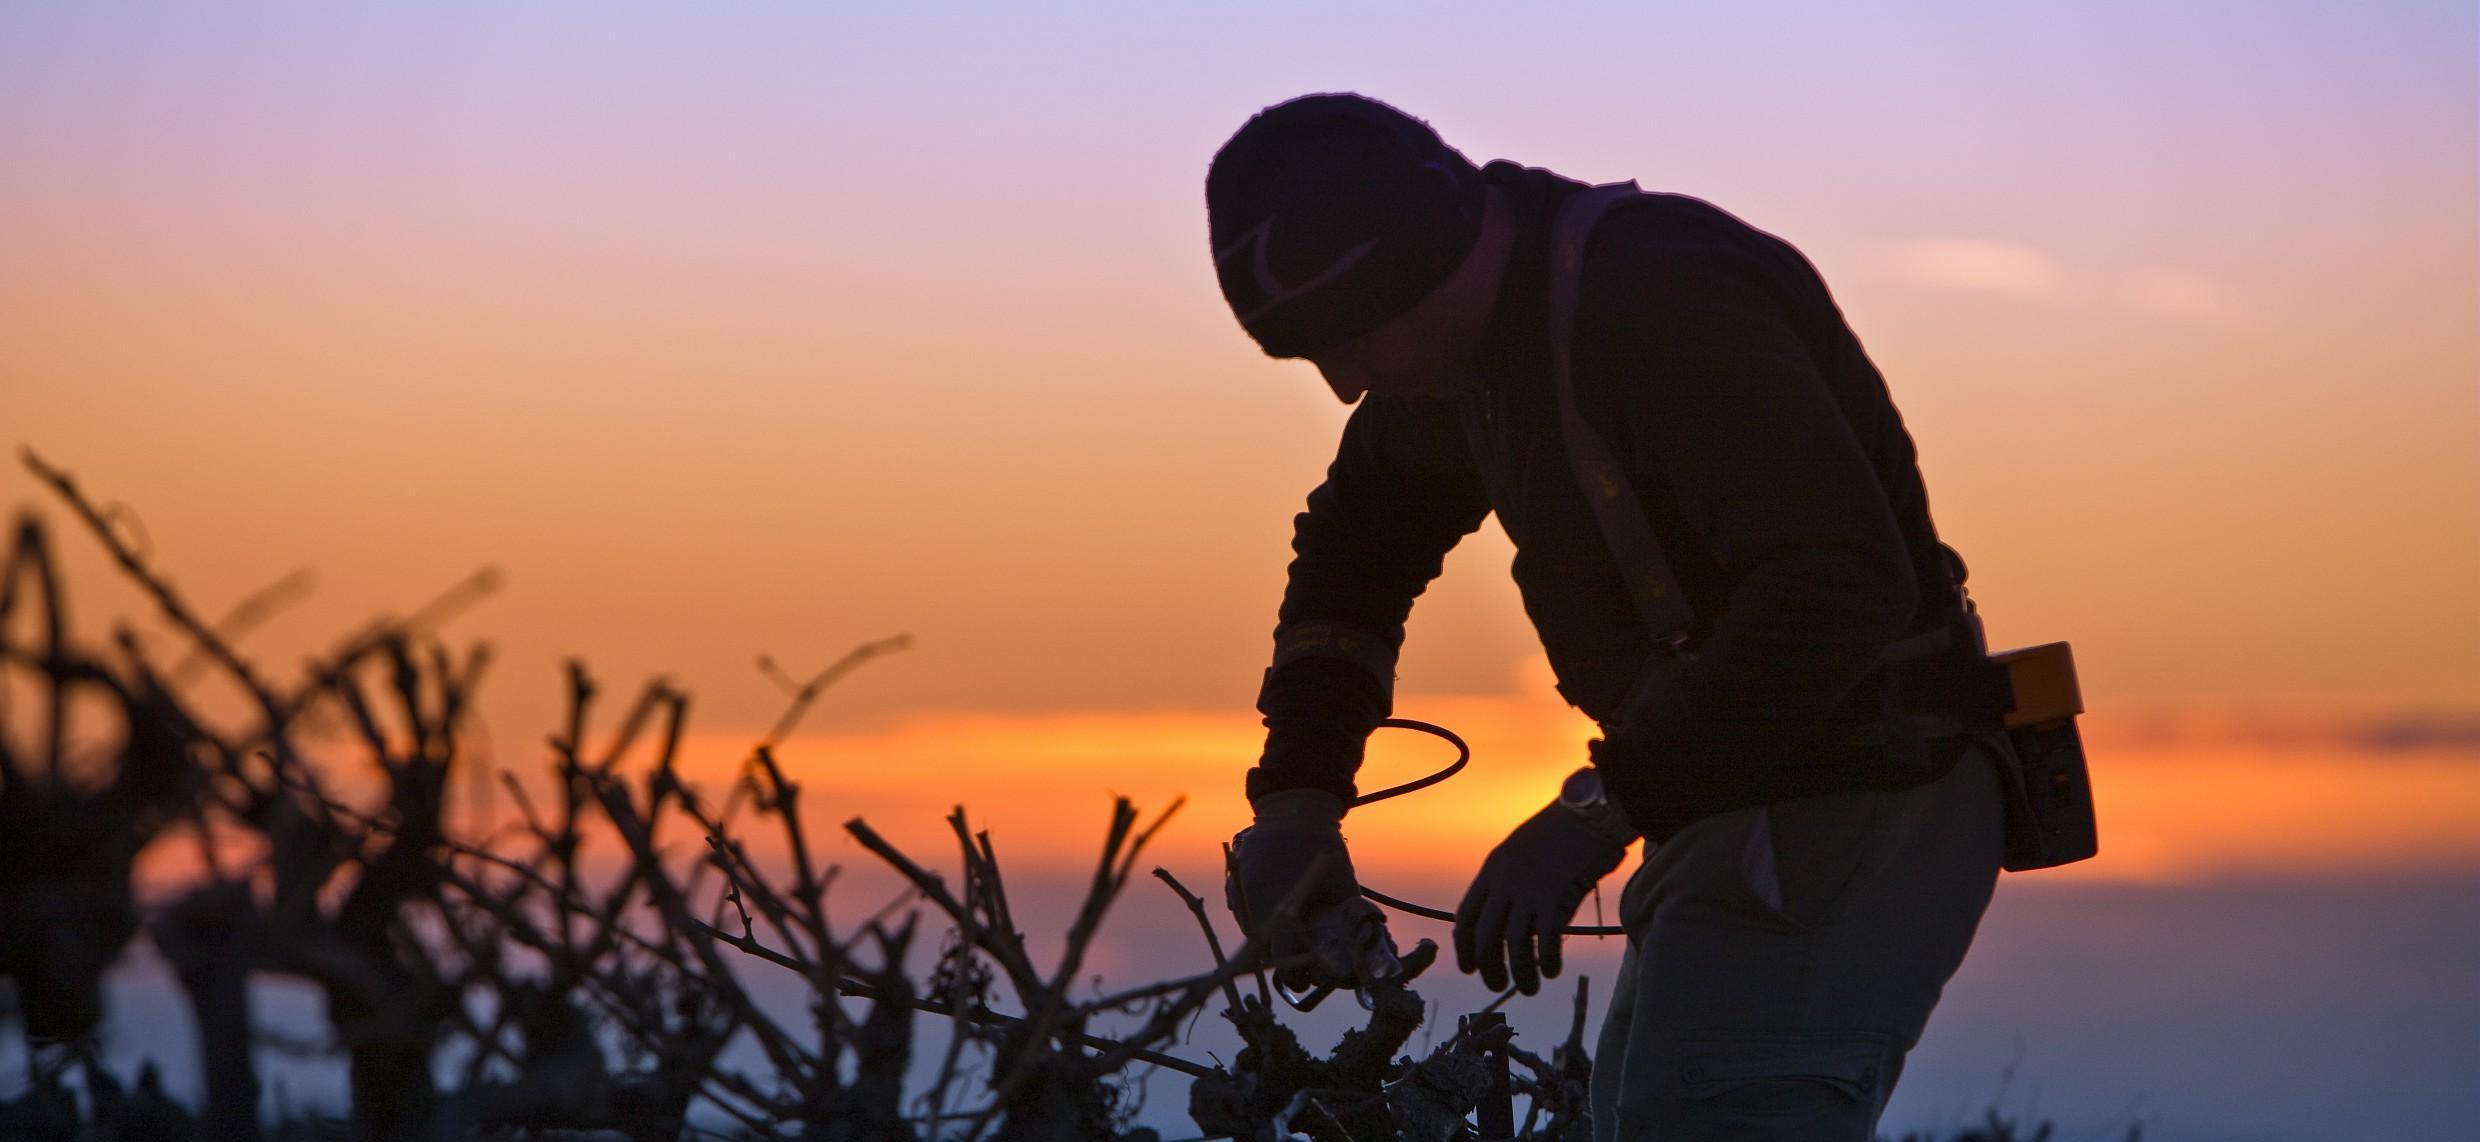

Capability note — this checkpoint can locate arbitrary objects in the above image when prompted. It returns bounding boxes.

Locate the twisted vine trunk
[154,885,264,1142]
[332,969,444,1142]
[178,950,262,1141]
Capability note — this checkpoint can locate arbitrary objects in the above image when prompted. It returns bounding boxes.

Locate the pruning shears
[1275,911,1438,1013]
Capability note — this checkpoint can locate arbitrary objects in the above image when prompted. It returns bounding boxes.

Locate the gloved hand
[1454,801,1631,995]
[1227,789,1402,993]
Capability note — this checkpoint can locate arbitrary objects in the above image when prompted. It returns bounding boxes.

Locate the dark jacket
[1251,162,1978,842]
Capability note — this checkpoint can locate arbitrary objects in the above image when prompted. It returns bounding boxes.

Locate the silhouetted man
[1209,93,2018,1140]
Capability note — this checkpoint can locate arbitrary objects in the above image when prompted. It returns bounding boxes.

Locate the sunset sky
[3,3,2475,1139]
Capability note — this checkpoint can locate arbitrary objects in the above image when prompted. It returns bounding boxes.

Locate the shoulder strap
[1547,182,1695,648]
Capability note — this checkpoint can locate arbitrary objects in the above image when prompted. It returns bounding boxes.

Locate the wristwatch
[1557,767,1641,845]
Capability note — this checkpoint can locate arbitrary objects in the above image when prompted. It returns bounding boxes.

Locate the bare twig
[1153,866,1245,1016]
[755,634,911,749]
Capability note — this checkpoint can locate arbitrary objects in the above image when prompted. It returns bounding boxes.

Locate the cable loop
[1350,719,1627,937]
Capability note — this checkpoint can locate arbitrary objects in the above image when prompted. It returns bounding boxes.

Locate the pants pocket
[1622,805,1794,937]
[1759,789,1889,931]
[1653,1031,1891,1140]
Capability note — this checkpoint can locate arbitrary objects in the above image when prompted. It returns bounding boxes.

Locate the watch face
[1559,768,1602,808]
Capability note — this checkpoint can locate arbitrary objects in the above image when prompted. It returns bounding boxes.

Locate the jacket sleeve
[1584,246,1919,842]
[1249,395,1493,805]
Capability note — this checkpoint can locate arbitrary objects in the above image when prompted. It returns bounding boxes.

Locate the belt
[1878,610,2015,729]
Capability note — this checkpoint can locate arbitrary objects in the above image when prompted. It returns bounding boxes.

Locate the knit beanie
[1206,94,1486,358]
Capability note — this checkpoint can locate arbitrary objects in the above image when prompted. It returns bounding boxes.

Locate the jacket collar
[1466,161,1590,401]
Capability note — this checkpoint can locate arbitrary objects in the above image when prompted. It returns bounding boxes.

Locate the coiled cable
[1352,718,1627,937]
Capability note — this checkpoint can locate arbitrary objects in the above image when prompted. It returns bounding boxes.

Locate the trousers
[1588,734,2008,1141]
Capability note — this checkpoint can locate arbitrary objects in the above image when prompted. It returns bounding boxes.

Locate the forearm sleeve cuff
[1253,652,1392,808]
[1268,620,1399,686]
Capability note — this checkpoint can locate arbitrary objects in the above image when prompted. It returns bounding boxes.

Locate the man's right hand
[1226,788,1400,993]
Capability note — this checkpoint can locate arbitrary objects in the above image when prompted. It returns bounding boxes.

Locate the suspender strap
[1545,183,2010,727]
[1546,182,1696,647]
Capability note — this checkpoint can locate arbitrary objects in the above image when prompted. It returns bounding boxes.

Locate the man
[1208,93,2018,1140]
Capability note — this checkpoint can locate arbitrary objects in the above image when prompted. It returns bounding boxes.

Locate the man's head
[1207,94,1512,402]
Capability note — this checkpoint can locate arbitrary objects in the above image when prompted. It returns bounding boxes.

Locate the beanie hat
[1206,93,1486,358]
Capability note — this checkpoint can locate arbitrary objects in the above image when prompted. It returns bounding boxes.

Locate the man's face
[1303,308,1475,403]
[1296,185,1508,405]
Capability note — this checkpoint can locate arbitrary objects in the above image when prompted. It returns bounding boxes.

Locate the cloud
[2124,266,2239,323]
[2081,704,2480,758]
[2346,711,2480,754]
[1884,243,2241,324]
[1887,239,2068,298]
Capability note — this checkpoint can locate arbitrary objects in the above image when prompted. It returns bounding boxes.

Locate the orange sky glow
[109,683,2480,905]
[7,3,2475,889]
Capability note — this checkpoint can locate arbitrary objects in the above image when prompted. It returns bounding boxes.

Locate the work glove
[1454,801,1632,995]
[1227,789,1402,993]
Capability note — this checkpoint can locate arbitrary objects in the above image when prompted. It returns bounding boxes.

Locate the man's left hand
[1454,803,1631,994]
